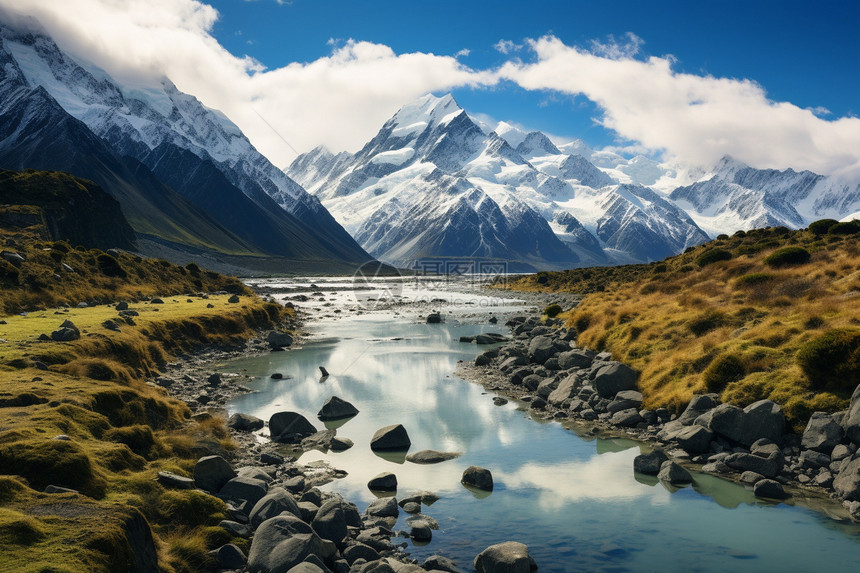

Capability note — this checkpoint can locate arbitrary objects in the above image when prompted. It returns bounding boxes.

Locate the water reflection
[225,294,860,572]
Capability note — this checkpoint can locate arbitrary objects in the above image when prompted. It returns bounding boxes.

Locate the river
[222,276,860,572]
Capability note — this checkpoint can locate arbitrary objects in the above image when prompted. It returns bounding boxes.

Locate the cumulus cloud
[0,0,494,166]
[493,39,521,55]
[3,1,860,178]
[499,36,860,175]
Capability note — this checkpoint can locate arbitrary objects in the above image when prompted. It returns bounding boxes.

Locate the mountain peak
[388,92,463,134]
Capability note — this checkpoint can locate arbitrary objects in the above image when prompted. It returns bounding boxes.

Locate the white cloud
[499,36,860,175]
[3,1,860,178]
[493,39,520,55]
[0,0,494,166]
[455,48,470,58]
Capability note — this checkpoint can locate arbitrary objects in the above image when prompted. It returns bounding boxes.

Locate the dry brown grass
[513,226,860,430]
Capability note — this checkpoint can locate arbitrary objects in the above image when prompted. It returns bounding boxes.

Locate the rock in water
[462,466,494,491]
[426,313,442,324]
[265,330,293,349]
[317,396,359,420]
[633,450,668,475]
[753,479,789,500]
[657,461,692,484]
[319,366,329,377]
[229,413,264,432]
[367,472,397,491]
[370,424,411,451]
[406,450,462,464]
[269,412,317,442]
[474,541,536,573]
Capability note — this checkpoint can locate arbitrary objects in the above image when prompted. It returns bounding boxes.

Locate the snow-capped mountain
[0,18,372,270]
[290,93,709,270]
[670,156,860,236]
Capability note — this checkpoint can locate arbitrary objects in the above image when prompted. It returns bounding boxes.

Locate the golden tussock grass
[510,225,860,430]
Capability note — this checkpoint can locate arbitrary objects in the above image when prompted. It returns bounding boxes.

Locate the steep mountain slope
[0,169,136,250]
[670,156,860,236]
[290,94,709,268]
[0,20,373,271]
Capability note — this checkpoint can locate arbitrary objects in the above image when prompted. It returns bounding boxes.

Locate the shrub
[0,259,20,284]
[764,247,811,268]
[809,219,839,236]
[689,310,726,336]
[829,220,860,235]
[696,248,732,267]
[544,303,563,318]
[796,328,860,392]
[96,254,127,278]
[703,354,746,393]
[716,234,729,240]
[574,313,591,332]
[735,273,773,288]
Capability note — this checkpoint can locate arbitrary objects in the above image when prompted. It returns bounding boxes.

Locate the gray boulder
[156,471,193,489]
[266,331,294,349]
[365,497,399,518]
[426,313,442,324]
[230,413,265,432]
[677,394,720,425]
[557,349,594,370]
[193,455,237,493]
[247,514,335,573]
[658,461,692,484]
[633,450,668,475]
[741,400,785,445]
[370,424,411,451]
[210,544,247,570]
[405,450,461,464]
[50,326,80,341]
[708,404,747,444]
[317,396,359,421]
[724,452,780,478]
[367,472,397,491]
[302,430,337,451]
[474,541,536,573]
[343,544,379,565]
[270,412,317,442]
[312,499,348,545]
[753,479,789,500]
[672,425,714,454]
[708,400,785,447]
[547,374,579,407]
[610,408,642,427]
[286,563,324,573]
[802,412,845,452]
[250,487,302,529]
[834,456,860,501]
[461,466,493,491]
[607,390,643,414]
[410,520,432,541]
[844,385,860,444]
[220,476,269,510]
[528,336,556,364]
[593,362,638,398]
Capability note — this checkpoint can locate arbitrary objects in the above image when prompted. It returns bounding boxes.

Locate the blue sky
[207,0,859,151]
[8,0,860,176]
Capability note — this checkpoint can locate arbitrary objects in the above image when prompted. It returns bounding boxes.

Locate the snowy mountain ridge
[289,94,711,270]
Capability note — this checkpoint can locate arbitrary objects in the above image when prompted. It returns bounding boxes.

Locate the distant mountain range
[0,18,373,274]
[3,16,859,275]
[289,94,860,270]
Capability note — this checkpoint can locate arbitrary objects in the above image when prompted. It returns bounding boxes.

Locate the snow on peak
[389,93,462,135]
[494,121,529,148]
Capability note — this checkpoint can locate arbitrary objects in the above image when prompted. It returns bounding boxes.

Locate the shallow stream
[226,278,860,572]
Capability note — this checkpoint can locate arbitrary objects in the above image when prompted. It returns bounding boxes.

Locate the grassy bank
[0,239,289,572]
[505,223,860,430]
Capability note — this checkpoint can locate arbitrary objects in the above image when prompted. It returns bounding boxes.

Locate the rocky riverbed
[457,309,860,524]
[151,285,547,573]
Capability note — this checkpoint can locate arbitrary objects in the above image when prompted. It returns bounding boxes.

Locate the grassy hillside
[0,236,290,572]
[505,221,860,429]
